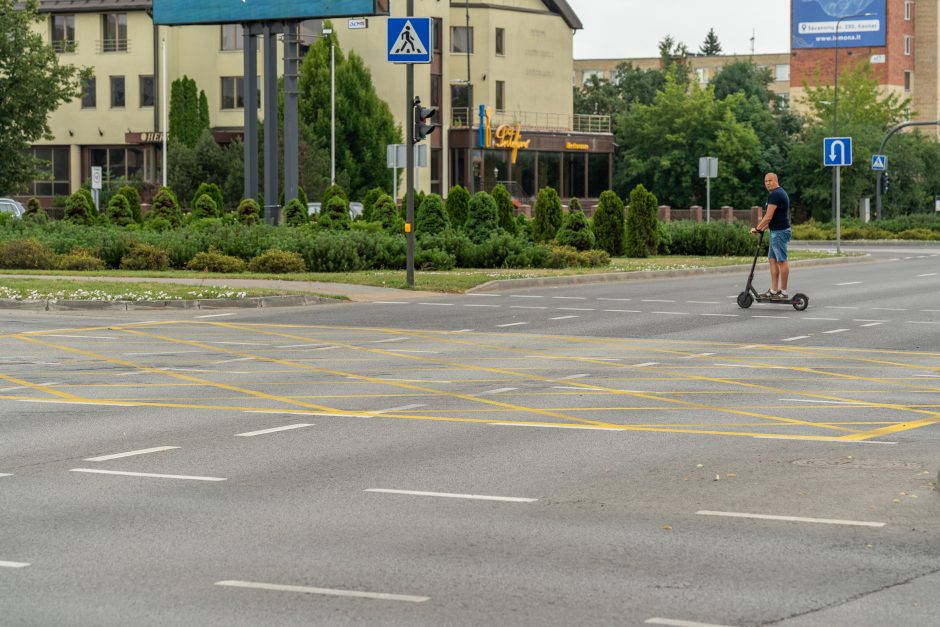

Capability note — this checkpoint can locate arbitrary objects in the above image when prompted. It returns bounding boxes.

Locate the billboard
[153,0,389,26]
[792,0,886,49]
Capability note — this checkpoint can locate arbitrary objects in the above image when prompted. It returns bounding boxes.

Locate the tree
[116,186,142,224]
[169,76,209,148]
[64,190,94,225]
[658,35,690,78]
[416,193,449,236]
[700,28,722,56]
[592,190,626,256]
[283,198,308,226]
[318,195,351,230]
[236,198,261,225]
[445,185,470,228]
[191,195,218,220]
[298,24,401,200]
[465,192,499,244]
[625,184,659,258]
[532,187,563,242]
[191,182,224,217]
[491,184,518,234]
[147,187,182,227]
[105,194,135,226]
[372,194,403,232]
[0,0,88,195]
[574,62,666,118]
[556,198,595,251]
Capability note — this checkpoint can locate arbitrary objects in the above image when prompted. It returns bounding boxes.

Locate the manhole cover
[792,459,924,470]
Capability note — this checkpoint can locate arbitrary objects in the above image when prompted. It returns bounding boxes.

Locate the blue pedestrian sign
[387,17,432,64]
[823,137,852,167]
[871,154,887,171]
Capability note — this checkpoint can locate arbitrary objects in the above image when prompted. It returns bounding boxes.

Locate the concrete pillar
[750,206,763,226]
[657,205,671,222]
[690,205,703,222]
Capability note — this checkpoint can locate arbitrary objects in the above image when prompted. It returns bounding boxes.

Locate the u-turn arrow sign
[824,137,853,167]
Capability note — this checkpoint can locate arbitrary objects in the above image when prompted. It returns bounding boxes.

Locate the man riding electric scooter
[750,172,791,300]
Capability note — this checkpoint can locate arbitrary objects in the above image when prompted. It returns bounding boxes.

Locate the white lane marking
[418,302,454,307]
[552,386,602,391]
[466,293,500,297]
[0,473,12,478]
[491,422,622,431]
[510,295,544,299]
[738,345,759,349]
[921,309,940,313]
[696,510,885,528]
[552,296,586,300]
[753,315,789,319]
[0,382,61,392]
[642,299,675,303]
[908,321,940,325]
[212,341,268,346]
[604,309,642,313]
[382,379,454,384]
[308,346,340,351]
[0,561,30,569]
[652,311,690,316]
[854,319,889,323]
[497,322,529,327]
[903,257,913,260]
[632,362,659,368]
[195,313,235,319]
[374,301,408,305]
[510,306,548,310]
[369,337,407,344]
[556,307,595,312]
[447,329,474,334]
[860,322,883,327]
[211,357,255,365]
[465,304,501,308]
[45,334,116,340]
[598,297,632,302]
[365,488,536,503]
[161,367,212,372]
[782,336,810,342]
[822,329,849,334]
[873,307,907,311]
[126,350,201,356]
[384,349,440,354]
[215,580,429,603]
[235,424,314,437]
[835,282,862,286]
[687,301,720,304]
[69,469,226,482]
[645,618,737,627]
[277,343,326,348]
[754,435,896,444]
[918,273,939,277]
[804,317,840,321]
[549,315,578,320]
[84,446,180,462]
[370,404,426,415]
[701,313,738,317]
[778,398,865,405]
[915,374,940,378]
[18,400,135,407]
[560,374,589,380]
[478,387,518,395]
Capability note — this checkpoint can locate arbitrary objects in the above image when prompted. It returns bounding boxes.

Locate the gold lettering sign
[494,124,531,164]
[565,141,589,151]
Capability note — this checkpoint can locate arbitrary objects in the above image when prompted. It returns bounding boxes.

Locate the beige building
[27,0,614,205]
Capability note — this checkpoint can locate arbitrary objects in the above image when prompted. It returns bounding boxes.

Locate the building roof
[32,0,152,12]
[543,0,582,30]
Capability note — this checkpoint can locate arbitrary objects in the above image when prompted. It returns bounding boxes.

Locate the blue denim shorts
[769,228,791,261]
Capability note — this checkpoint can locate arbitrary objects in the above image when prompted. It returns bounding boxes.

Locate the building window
[450,83,473,125]
[221,24,244,51]
[110,76,125,108]
[775,64,790,82]
[495,80,505,111]
[581,70,604,85]
[102,13,127,52]
[904,70,912,92]
[695,68,708,84]
[432,18,442,54]
[904,35,912,55]
[495,28,505,56]
[139,76,154,107]
[82,76,96,108]
[29,146,71,197]
[50,15,76,53]
[90,147,144,182]
[221,76,244,109]
[905,1,912,20]
[451,26,473,54]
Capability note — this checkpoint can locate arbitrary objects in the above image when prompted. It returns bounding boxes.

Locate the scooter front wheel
[737,291,753,309]
[791,293,809,311]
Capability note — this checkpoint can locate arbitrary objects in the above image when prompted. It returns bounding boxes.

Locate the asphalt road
[1,250,938,626]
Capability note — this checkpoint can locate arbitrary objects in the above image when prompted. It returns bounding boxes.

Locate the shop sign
[565,141,589,151]
[126,131,164,144]
[479,106,530,164]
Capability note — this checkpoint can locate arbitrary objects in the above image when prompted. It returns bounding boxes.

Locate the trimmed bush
[372,194,403,233]
[791,222,826,240]
[147,187,182,227]
[78,188,99,219]
[190,195,218,220]
[186,249,247,273]
[532,187,563,243]
[57,251,106,271]
[116,186,142,223]
[625,184,659,258]
[0,239,56,269]
[416,193,449,236]
[445,185,470,229]
[24,198,48,224]
[190,182,224,217]
[592,190,626,256]
[415,247,456,271]
[556,199,595,251]
[362,187,385,222]
[322,184,349,208]
[464,192,499,244]
[318,195,351,230]
[663,221,756,256]
[492,184,518,235]
[283,198,308,227]
[106,194,135,227]
[120,242,169,270]
[248,249,307,274]
[65,190,95,225]
[236,198,261,225]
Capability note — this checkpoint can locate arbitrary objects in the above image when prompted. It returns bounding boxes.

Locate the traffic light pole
[875,120,940,221]
[405,2,416,287]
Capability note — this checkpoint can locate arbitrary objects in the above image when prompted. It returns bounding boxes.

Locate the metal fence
[450,108,610,133]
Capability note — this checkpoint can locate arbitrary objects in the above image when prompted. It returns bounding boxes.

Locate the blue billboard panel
[792,0,886,49]
[153,0,389,26]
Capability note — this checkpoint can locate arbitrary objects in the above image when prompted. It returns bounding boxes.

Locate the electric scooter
[737,230,809,311]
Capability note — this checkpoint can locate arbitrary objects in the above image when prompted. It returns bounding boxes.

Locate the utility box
[860,197,870,223]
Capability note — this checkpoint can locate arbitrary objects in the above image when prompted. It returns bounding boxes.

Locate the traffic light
[880,171,889,194]
[412,97,437,145]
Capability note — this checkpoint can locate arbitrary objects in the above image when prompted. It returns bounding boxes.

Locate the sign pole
[706,176,711,223]
[405,0,415,287]
[835,166,842,254]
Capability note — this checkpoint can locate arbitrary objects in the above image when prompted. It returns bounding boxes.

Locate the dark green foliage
[592,190,626,256]
[283,198,308,227]
[491,184,518,235]
[186,249,247,273]
[532,187,563,242]
[544,245,611,269]
[699,28,722,56]
[361,187,385,222]
[106,194,135,227]
[445,185,470,229]
[24,197,48,223]
[556,199,595,251]
[116,186,142,223]
[625,184,660,258]
[372,194,403,232]
[416,193,449,236]
[169,76,209,149]
[168,130,244,211]
[147,188,182,228]
[236,198,261,225]
[248,250,307,274]
[663,221,757,256]
[414,247,456,271]
[515,213,533,242]
[321,183,348,207]
[318,195,351,230]
[465,192,499,244]
[191,182,224,217]
[191,195,218,221]
[57,251,106,271]
[25,197,41,214]
[119,242,169,270]
[296,187,309,208]
[65,190,94,225]
[0,238,55,269]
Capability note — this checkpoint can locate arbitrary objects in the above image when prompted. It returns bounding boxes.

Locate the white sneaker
[773,290,789,301]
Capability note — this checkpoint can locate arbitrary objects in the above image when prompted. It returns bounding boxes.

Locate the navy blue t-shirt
[766,187,791,230]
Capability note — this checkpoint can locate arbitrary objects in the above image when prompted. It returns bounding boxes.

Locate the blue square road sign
[387,17,432,63]
[871,155,887,171]
[823,137,852,167]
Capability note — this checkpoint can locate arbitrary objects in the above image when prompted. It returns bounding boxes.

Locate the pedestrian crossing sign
[871,155,887,171]
[387,17,432,63]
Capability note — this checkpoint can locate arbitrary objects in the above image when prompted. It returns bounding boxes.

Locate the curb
[467,254,874,293]
[0,294,342,312]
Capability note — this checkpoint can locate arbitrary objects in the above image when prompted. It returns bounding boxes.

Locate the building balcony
[97,38,130,53]
[52,40,78,53]
[451,107,611,134]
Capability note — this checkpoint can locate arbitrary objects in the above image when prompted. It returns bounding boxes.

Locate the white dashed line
[552,296,586,300]
[418,302,454,307]
[653,311,689,315]
[510,306,548,310]
[0,473,12,478]
[754,315,789,319]
[84,446,180,462]
[835,282,862,286]
[235,424,314,437]
[478,387,519,395]
[70,469,226,482]
[510,295,544,299]
[465,304,501,308]
[370,404,427,414]
[368,337,407,344]
[822,329,849,334]
[860,322,883,327]
[597,297,632,302]
[365,488,536,503]
[778,398,864,405]
[701,313,738,317]
[872,307,907,311]
[211,357,255,364]
[195,313,235,319]
[559,374,589,379]
[604,309,642,313]
[782,336,810,342]
[374,301,408,305]
[550,315,579,320]
[631,362,659,367]
[556,307,595,311]
[804,317,839,321]
[921,309,940,313]
[854,319,888,323]
[696,510,885,528]
[215,580,429,603]
[908,320,940,325]
[277,343,326,348]
[0,561,30,569]
[825,306,859,310]
[918,273,939,277]
[496,322,529,327]
[645,618,736,627]
[642,299,675,303]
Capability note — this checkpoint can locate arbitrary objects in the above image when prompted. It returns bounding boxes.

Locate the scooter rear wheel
[737,291,753,309]
[792,293,809,311]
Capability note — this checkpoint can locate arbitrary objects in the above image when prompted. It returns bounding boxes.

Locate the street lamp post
[322,27,336,186]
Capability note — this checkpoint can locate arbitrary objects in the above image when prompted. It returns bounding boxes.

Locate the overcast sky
[567,0,791,59]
